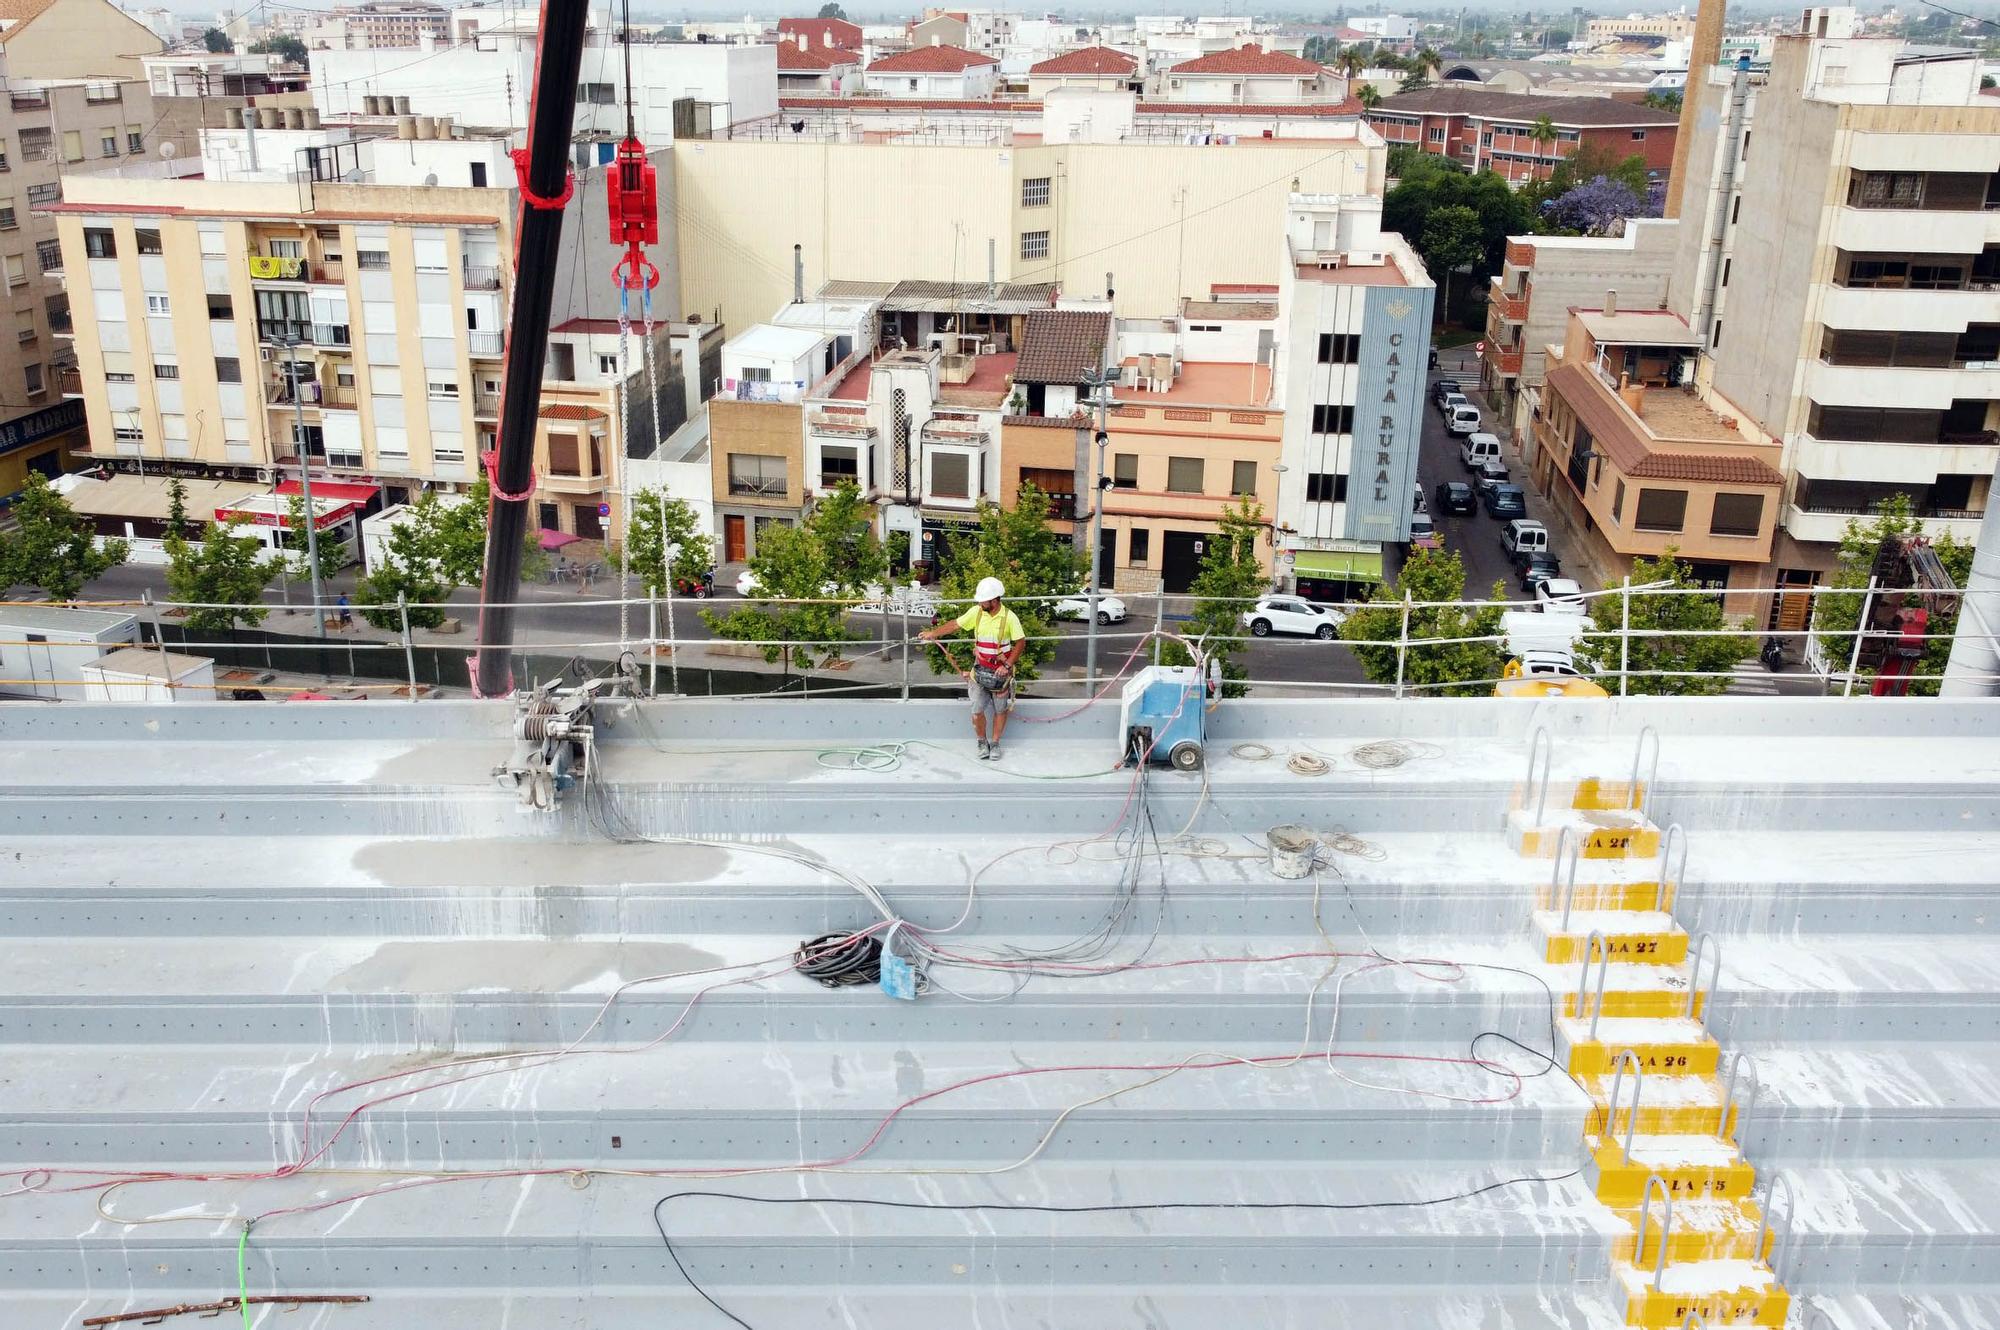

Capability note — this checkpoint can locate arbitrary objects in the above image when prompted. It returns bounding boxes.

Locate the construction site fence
[0,577,1990,700]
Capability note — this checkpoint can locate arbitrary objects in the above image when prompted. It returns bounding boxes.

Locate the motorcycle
[1760,637,1786,672]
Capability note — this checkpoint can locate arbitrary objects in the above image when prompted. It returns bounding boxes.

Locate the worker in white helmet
[919,574,1026,760]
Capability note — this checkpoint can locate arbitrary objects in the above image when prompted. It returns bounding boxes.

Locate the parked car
[1446,403,1482,436]
[1053,592,1128,624]
[1460,432,1503,470]
[1437,390,1470,416]
[1518,551,1564,592]
[1473,458,1511,498]
[1242,595,1346,639]
[1407,510,1443,550]
[1434,480,1475,515]
[1432,379,1468,406]
[1536,577,1589,614]
[1501,518,1550,564]
[1483,483,1527,519]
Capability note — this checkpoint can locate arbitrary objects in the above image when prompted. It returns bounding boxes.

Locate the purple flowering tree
[1540,175,1658,236]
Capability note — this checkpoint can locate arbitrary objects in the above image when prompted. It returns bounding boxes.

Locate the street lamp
[268,333,326,641]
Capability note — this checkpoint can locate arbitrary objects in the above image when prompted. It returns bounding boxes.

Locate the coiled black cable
[793,931,882,988]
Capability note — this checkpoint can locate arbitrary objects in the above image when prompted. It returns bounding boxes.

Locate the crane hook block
[606,136,658,246]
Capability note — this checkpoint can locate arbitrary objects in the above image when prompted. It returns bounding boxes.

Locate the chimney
[932,34,941,45]
[1618,372,1645,415]
[1604,288,1618,317]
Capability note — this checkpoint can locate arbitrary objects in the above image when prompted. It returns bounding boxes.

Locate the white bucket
[1267,824,1317,880]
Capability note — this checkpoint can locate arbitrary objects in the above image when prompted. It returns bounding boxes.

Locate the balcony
[462,263,501,291]
[1785,499,1985,545]
[1830,205,2000,256]
[319,386,358,410]
[1817,283,2000,333]
[1805,356,2000,410]
[10,90,46,110]
[258,319,312,345]
[922,420,991,447]
[57,365,81,396]
[468,330,503,357]
[47,308,70,335]
[473,391,501,416]
[1489,284,1529,323]
[1791,430,2000,486]
[311,323,351,348]
[310,261,346,284]
[1485,344,1523,376]
[249,256,307,283]
[809,413,875,438]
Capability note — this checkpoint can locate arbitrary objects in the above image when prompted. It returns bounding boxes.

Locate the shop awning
[276,479,381,505]
[1292,547,1385,582]
[539,528,583,551]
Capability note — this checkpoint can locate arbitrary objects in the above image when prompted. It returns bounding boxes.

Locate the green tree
[1357,80,1382,109]
[1384,158,1535,282]
[0,472,127,600]
[426,480,491,588]
[1529,114,1558,156]
[619,486,713,595]
[249,35,308,66]
[1341,546,1505,696]
[816,1,847,17]
[284,494,347,586]
[701,481,884,672]
[1161,497,1268,695]
[202,26,230,52]
[355,514,450,630]
[1577,552,1750,695]
[925,483,1086,683]
[1809,493,1973,695]
[165,477,192,541]
[1642,89,1683,111]
[1418,204,1483,327]
[1399,67,1432,92]
[164,516,276,634]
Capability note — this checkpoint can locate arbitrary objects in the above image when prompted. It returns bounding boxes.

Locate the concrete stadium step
[10,1287,1648,1330]
[0,1038,1589,1167]
[0,1166,1616,1292]
[1796,1291,2000,1329]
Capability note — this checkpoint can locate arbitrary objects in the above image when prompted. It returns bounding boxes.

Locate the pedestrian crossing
[1727,660,1782,696]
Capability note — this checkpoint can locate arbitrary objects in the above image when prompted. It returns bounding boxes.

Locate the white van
[1501,518,1549,561]
[1447,403,1482,436]
[1460,432,1502,469]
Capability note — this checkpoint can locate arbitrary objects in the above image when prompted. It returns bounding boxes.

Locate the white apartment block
[302,2,450,51]
[1670,13,2000,604]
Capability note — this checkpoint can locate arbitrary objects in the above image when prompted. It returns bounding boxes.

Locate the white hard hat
[974,576,1005,602]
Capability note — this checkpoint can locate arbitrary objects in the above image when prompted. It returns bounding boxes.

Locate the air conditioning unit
[255,468,274,484]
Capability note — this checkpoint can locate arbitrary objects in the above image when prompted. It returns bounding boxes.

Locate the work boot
[977,739,992,760]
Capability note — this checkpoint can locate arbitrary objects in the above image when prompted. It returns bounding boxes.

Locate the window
[931,451,972,499]
[547,431,581,475]
[578,82,616,104]
[427,376,459,399]
[0,145,9,171]
[61,130,82,163]
[142,293,171,316]
[5,254,25,287]
[1711,319,1722,349]
[819,444,859,487]
[1730,194,1741,224]
[215,357,240,382]
[1311,403,1354,434]
[1306,472,1345,503]
[1316,333,1358,364]
[1166,456,1203,493]
[135,228,162,255]
[1631,129,1646,140]
[26,181,58,206]
[728,453,787,497]
[207,294,233,320]
[84,227,115,259]
[1231,459,1257,497]
[152,361,178,379]
[597,354,618,375]
[22,362,41,394]
[1020,230,1050,261]
[32,240,58,274]
[127,125,143,153]
[1427,127,1445,143]
[1112,453,1137,487]
[741,366,771,382]
[268,239,302,259]
[1612,479,1626,523]
[470,162,487,188]
[1632,488,1687,532]
[1740,130,1750,160]
[112,425,142,442]
[14,309,32,343]
[1129,528,1150,564]
[356,248,390,269]
[1021,176,1051,207]
[0,199,15,230]
[100,132,118,157]
[1710,491,1763,537]
[1720,258,1731,288]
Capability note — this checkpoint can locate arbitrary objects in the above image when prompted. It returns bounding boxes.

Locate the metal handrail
[1682,1316,1709,1330]
[1576,928,1611,1040]
[1605,1047,1643,1163]
[1659,822,1687,918]
[1686,931,1722,1020]
[1719,1049,1760,1147]
[1636,1172,1675,1290]
[1630,723,1660,818]
[1555,828,1583,932]
[1755,1172,1797,1281]
[1525,725,1554,825]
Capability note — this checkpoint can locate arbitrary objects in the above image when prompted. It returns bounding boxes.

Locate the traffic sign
[1474,341,1486,353]
[597,502,611,517]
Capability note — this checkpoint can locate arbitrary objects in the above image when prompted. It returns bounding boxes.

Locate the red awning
[275,479,381,504]
[539,528,583,551]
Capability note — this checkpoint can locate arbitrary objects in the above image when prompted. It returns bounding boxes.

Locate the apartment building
[0,58,167,495]
[1529,305,1783,601]
[1668,19,2000,610]
[45,125,690,543]
[1026,47,1140,98]
[1159,44,1345,105]
[1274,191,1435,596]
[775,34,861,96]
[776,16,862,53]
[1368,86,1680,186]
[861,44,1000,100]
[1482,220,1679,424]
[302,3,450,51]
[1584,11,1697,45]
[0,0,161,81]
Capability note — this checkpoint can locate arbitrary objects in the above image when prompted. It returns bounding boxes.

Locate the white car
[1053,593,1127,624]
[1242,596,1346,640]
[1536,577,1588,614]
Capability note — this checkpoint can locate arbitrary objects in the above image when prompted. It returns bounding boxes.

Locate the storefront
[1288,543,1385,606]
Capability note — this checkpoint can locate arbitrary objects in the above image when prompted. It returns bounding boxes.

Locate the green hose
[236,1225,251,1330]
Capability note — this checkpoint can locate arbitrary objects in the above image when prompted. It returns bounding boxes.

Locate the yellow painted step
[1588,1136,1757,1207]
[1566,1032,1720,1078]
[1609,1196,1773,1264]
[1537,880,1676,913]
[1613,1260,1790,1327]
[1508,776,1648,813]
[1508,809,1661,860]
[1536,910,1689,966]
[1564,987,1704,1020]
[1582,1069,1724,1135]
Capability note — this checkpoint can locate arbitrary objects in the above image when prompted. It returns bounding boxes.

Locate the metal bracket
[1637,1172,1675,1290]
[1606,1047,1644,1163]
[1719,1049,1761,1147]
[1755,1171,1798,1282]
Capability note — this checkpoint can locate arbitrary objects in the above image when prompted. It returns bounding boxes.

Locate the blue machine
[1119,663,1213,771]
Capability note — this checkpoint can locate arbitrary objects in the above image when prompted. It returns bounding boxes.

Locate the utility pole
[1078,365,1114,691]
[274,337,326,642]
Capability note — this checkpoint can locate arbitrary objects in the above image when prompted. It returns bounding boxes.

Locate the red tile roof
[1030,46,1138,76]
[1627,453,1784,484]
[776,95,1362,117]
[867,44,999,73]
[1168,43,1327,76]
[776,15,862,49]
[539,404,608,421]
[777,40,858,70]
[1545,363,1781,486]
[1016,309,1112,385]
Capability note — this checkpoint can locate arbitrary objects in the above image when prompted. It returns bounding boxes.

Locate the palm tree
[1416,45,1442,77]
[1339,47,1367,78]
[1357,81,1382,110]
[1529,114,1558,157]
